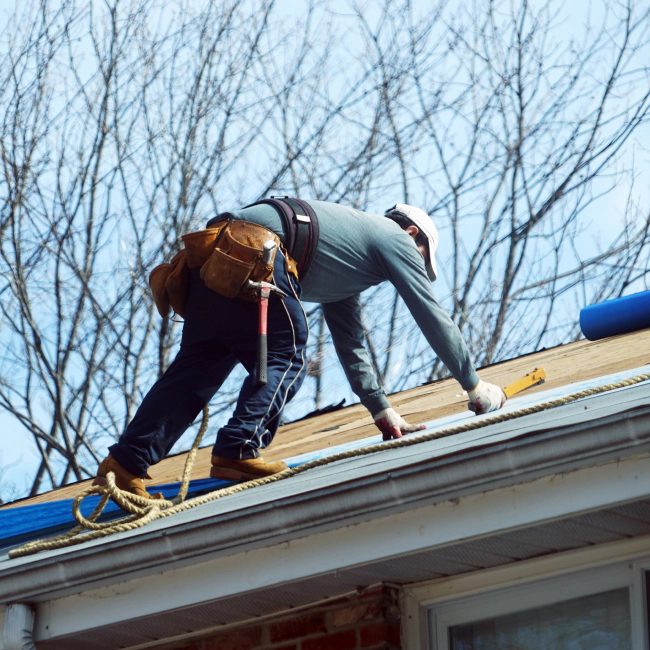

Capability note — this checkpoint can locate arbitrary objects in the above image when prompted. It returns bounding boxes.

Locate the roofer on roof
[268,200,506,439]
[94,198,506,499]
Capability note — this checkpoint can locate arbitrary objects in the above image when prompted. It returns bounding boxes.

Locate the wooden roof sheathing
[4,329,650,509]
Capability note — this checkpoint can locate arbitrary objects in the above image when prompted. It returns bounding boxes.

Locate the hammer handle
[255,294,269,385]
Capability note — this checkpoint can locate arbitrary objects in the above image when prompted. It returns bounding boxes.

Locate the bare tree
[1,0,649,500]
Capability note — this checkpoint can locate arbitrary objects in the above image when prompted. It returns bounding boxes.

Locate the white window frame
[402,535,650,650]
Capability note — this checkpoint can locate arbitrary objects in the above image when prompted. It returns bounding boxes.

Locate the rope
[10,371,650,559]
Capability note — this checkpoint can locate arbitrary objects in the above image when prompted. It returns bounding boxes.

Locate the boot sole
[210,467,261,481]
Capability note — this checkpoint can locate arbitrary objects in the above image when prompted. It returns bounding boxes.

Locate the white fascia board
[32,451,650,642]
[2,384,650,607]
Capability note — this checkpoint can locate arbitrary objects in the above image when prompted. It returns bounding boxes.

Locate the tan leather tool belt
[149,221,295,319]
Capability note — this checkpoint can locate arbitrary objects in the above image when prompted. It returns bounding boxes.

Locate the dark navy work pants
[109,251,308,477]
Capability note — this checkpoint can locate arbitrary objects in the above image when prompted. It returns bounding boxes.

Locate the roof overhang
[2,381,650,649]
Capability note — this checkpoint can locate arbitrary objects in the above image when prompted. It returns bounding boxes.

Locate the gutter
[2,604,36,650]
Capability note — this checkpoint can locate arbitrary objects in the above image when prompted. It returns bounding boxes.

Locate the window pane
[449,588,630,650]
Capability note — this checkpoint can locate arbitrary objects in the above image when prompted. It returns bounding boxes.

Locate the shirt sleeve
[322,296,391,416]
[375,233,480,392]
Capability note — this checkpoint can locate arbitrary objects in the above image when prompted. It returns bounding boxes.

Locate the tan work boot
[92,455,164,500]
[210,455,289,481]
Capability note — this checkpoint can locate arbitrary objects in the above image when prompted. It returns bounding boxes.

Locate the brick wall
[176,584,401,650]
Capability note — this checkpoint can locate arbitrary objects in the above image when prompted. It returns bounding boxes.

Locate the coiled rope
[10,371,650,559]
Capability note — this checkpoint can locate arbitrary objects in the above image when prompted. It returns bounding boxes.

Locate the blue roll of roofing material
[580,291,650,341]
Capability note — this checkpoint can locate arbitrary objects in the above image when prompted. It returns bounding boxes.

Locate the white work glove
[373,407,426,440]
[468,380,507,415]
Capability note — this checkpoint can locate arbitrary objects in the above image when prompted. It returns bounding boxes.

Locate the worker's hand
[373,407,426,440]
[468,380,507,415]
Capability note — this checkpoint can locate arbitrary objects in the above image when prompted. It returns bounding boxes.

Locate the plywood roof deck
[5,330,650,509]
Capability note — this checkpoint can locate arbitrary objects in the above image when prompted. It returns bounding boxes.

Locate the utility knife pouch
[200,247,256,299]
[181,225,227,268]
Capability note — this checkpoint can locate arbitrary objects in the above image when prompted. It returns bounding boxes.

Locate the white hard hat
[385,203,438,281]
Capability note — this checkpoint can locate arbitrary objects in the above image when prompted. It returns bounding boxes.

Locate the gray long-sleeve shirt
[214,200,480,415]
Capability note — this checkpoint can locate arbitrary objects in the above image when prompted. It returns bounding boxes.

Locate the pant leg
[109,266,241,478]
[212,251,309,459]
[109,342,237,476]
[110,248,308,474]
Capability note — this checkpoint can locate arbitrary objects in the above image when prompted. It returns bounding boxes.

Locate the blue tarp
[0,478,230,549]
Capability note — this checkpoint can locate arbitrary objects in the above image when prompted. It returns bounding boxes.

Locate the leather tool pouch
[200,247,255,299]
[200,221,281,302]
[182,225,227,268]
[149,250,190,319]
[149,220,284,317]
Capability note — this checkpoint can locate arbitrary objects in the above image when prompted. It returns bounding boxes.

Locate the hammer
[248,242,287,386]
